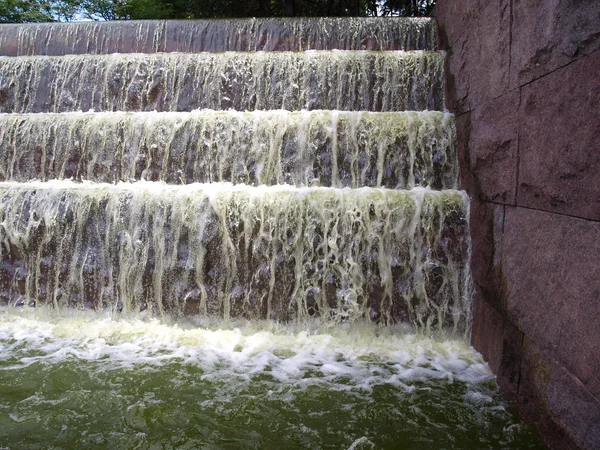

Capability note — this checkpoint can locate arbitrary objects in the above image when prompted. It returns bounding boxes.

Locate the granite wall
[433,1,600,448]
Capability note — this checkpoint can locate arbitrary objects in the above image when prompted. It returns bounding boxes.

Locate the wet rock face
[467,89,519,204]
[503,207,600,392]
[518,52,600,221]
[435,0,600,448]
[0,52,444,114]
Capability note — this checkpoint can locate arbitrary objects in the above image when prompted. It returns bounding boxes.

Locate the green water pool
[0,309,545,449]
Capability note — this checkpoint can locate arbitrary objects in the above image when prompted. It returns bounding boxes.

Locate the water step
[0,18,437,56]
[0,110,456,189]
[0,51,444,113]
[0,181,470,332]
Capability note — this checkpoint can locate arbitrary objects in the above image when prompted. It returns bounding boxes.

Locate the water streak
[0,18,437,56]
[0,110,456,189]
[0,181,470,333]
[0,51,444,113]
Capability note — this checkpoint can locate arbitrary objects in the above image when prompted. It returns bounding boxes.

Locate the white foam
[0,307,493,390]
[0,109,453,119]
[0,179,466,200]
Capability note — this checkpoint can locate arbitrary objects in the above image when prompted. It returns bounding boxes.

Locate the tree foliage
[1,0,52,22]
[368,0,435,16]
[0,0,436,23]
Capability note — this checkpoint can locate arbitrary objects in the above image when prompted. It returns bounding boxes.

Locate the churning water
[0,308,544,449]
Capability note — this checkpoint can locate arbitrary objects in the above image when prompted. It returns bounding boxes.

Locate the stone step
[0,18,437,56]
[0,51,445,113]
[0,180,470,331]
[0,110,456,189]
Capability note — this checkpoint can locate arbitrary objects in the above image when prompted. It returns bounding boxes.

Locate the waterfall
[0,18,470,335]
[0,18,436,55]
[0,181,470,332]
[0,110,457,189]
[0,51,444,113]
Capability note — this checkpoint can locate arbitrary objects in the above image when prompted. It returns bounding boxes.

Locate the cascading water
[0,51,444,113]
[0,18,544,449]
[0,181,470,331]
[0,110,457,188]
[0,18,437,55]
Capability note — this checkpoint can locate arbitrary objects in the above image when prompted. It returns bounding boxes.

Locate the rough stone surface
[491,203,505,269]
[434,0,479,47]
[436,0,511,110]
[465,199,497,303]
[518,50,600,220]
[470,90,519,204]
[467,0,512,106]
[434,0,600,447]
[456,116,511,309]
[454,112,472,189]
[443,32,472,114]
[510,0,600,88]
[503,207,600,390]
[519,339,600,450]
[471,297,523,397]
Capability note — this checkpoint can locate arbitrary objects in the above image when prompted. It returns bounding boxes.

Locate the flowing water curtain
[0,18,471,336]
[0,18,437,55]
[0,111,457,189]
[0,51,444,113]
[0,183,470,332]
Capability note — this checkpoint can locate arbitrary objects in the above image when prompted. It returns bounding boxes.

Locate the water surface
[0,308,545,449]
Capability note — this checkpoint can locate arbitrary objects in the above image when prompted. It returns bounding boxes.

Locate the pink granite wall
[433,1,600,448]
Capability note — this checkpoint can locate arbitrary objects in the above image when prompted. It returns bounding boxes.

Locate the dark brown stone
[510,0,600,88]
[468,201,525,399]
[469,89,520,203]
[503,206,600,395]
[436,0,511,112]
[492,203,505,268]
[443,32,473,114]
[466,199,497,301]
[436,0,600,446]
[458,101,508,310]
[554,236,600,400]
[455,111,472,189]
[433,0,480,47]
[518,50,600,220]
[467,0,512,106]
[471,296,524,397]
[518,339,600,450]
